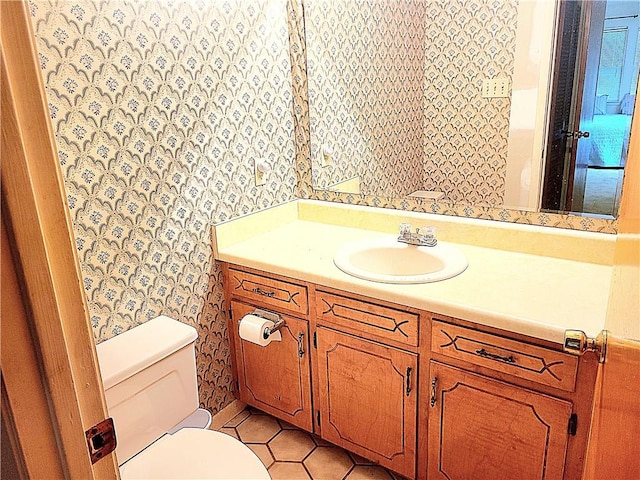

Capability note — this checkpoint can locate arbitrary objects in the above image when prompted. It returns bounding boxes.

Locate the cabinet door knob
[430,377,437,407]
[405,367,413,397]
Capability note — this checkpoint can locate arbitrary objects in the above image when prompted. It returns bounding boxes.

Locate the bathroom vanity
[215,200,612,480]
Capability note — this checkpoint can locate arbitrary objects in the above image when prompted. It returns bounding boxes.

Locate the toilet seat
[119,428,270,479]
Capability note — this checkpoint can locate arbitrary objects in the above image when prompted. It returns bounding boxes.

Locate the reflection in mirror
[305,0,639,218]
[543,0,639,216]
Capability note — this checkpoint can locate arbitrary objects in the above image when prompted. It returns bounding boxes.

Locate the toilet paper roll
[239,314,282,346]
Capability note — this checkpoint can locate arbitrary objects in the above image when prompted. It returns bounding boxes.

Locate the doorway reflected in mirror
[542,0,638,217]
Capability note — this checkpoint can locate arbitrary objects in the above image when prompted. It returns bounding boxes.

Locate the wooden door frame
[563,0,595,212]
[582,56,640,477]
[542,0,581,211]
[1,1,119,478]
[542,0,602,213]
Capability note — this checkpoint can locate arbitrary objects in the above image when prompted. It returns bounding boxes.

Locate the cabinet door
[428,361,573,480]
[316,326,417,478]
[231,301,313,431]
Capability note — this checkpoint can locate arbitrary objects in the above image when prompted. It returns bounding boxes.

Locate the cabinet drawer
[431,320,578,392]
[228,268,308,316]
[316,291,419,346]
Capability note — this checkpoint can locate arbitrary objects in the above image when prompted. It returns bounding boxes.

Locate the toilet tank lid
[96,316,198,390]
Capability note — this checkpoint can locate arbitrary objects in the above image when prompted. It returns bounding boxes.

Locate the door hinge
[86,418,117,464]
[313,331,317,349]
[316,410,321,427]
[568,413,578,436]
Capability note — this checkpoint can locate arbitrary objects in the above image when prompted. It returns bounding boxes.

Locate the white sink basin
[334,236,468,284]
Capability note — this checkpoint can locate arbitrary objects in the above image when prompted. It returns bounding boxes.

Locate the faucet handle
[420,226,436,238]
[420,226,437,246]
[399,223,412,236]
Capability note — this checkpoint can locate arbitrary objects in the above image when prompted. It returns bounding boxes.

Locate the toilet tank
[96,316,199,465]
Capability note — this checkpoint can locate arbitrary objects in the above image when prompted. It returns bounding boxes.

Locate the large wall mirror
[304,0,639,219]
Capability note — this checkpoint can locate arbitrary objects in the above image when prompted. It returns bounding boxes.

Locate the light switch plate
[322,144,333,167]
[254,159,270,186]
[482,78,510,98]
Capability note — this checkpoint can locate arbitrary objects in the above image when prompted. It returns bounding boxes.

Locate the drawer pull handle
[430,377,437,407]
[405,367,413,397]
[252,287,275,298]
[476,348,516,364]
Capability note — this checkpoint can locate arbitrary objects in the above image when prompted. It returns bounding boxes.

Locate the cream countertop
[213,201,614,344]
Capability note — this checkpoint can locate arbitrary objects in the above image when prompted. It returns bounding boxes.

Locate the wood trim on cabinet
[316,290,419,347]
[432,320,578,392]
[229,267,309,316]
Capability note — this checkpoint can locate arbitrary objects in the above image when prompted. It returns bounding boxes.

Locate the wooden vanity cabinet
[316,326,418,478]
[425,319,595,480]
[226,269,314,432]
[314,289,421,478]
[224,264,596,480]
[427,361,572,480]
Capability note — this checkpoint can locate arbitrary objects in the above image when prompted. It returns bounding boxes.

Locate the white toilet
[96,315,270,479]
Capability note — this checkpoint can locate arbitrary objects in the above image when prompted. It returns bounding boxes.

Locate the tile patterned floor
[218,407,405,480]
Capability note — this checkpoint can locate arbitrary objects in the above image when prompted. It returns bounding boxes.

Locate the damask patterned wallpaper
[306,0,425,196]
[305,0,515,203]
[31,0,297,414]
[421,0,517,205]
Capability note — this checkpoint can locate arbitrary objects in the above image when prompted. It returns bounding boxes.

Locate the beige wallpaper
[31,0,297,414]
[306,0,516,204]
[421,0,517,205]
[306,0,425,196]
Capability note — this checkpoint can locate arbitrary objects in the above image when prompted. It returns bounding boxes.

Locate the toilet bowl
[119,428,268,479]
[96,315,270,479]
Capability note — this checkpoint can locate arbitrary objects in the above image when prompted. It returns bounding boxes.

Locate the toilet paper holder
[252,309,285,339]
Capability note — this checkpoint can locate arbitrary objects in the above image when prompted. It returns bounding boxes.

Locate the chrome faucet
[398,223,437,247]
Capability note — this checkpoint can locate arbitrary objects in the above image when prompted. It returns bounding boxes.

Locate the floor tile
[236,413,282,443]
[224,408,251,427]
[311,433,333,447]
[277,419,299,430]
[247,443,275,469]
[219,408,400,480]
[348,452,378,466]
[268,461,312,480]
[345,465,395,479]
[269,429,316,461]
[304,446,354,480]
[219,427,240,440]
